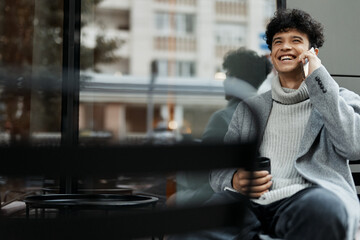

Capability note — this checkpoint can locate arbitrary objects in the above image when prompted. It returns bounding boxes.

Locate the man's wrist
[231,170,238,189]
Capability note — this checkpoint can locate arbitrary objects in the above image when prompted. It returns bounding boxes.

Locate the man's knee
[287,187,348,239]
[277,187,348,240]
[300,188,347,223]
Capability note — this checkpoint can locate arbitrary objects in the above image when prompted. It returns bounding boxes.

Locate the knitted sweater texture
[254,77,313,205]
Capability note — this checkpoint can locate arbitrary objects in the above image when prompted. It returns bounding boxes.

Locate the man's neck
[278,72,304,89]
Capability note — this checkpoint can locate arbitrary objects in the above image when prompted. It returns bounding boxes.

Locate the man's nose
[281,42,292,50]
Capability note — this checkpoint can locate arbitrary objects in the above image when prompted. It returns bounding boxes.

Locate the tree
[0,0,121,144]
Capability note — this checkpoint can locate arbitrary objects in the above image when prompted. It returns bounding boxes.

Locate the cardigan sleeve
[305,66,360,160]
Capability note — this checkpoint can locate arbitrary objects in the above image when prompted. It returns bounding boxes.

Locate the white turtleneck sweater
[253,77,314,205]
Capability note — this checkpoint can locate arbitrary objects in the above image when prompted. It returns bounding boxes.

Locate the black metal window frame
[59,0,81,194]
[61,0,80,147]
[277,0,286,9]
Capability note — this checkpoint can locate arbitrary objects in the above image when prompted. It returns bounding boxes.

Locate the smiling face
[270,28,310,80]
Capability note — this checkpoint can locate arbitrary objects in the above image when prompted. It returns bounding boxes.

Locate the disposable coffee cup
[255,157,271,173]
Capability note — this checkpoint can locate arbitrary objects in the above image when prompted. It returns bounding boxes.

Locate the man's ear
[314,48,319,56]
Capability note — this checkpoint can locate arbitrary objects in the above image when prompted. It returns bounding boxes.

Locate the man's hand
[232,169,272,198]
[299,47,322,78]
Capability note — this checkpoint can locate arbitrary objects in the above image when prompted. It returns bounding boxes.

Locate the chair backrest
[350,161,360,200]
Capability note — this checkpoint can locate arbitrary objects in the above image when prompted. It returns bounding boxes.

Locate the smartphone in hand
[302,47,315,78]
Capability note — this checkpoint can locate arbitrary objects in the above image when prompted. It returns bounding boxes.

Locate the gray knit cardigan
[209,66,360,240]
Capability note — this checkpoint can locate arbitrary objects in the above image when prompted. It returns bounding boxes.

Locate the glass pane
[0,0,63,146]
[79,0,275,146]
[79,0,276,211]
[0,0,63,208]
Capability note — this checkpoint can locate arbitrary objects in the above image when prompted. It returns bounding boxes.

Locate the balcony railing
[216,44,243,59]
[155,0,197,6]
[154,36,196,52]
[215,0,247,16]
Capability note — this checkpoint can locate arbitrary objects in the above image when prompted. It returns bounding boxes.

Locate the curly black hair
[265,9,325,51]
[222,47,272,89]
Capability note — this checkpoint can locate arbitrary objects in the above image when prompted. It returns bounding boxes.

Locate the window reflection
[79,0,275,146]
[0,0,63,211]
[0,0,276,218]
[0,1,63,146]
[156,12,195,35]
[77,0,275,210]
[216,23,246,46]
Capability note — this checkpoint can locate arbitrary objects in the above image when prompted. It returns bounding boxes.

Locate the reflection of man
[202,47,272,143]
[209,9,360,240]
[171,48,272,208]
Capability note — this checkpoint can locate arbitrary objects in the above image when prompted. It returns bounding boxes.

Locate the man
[209,9,360,240]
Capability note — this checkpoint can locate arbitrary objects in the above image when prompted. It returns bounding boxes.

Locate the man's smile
[278,54,297,62]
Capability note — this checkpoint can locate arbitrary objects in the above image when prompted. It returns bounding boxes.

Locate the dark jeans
[168,186,348,240]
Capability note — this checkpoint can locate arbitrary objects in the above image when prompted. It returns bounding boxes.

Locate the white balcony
[97,0,130,10]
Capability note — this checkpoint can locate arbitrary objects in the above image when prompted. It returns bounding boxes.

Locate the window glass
[0,0,63,205]
[80,0,274,146]
[155,12,170,34]
[0,0,278,231]
[215,23,246,45]
[0,1,63,147]
[175,13,195,35]
[79,0,276,211]
[0,0,277,224]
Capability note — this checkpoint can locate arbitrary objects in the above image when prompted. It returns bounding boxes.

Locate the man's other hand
[232,169,272,198]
